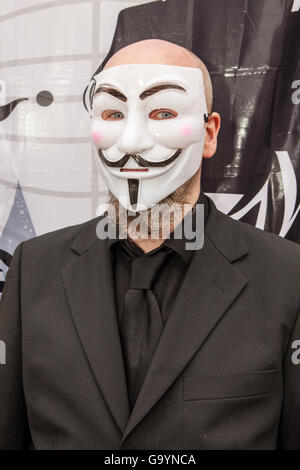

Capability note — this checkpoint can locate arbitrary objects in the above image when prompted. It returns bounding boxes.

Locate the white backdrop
[0,0,159,283]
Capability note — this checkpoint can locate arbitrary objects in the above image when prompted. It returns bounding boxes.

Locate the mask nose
[117,110,155,155]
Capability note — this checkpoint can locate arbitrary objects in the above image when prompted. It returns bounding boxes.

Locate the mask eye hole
[149,109,178,120]
[101,110,124,120]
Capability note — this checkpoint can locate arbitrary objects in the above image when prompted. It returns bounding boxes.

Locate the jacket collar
[70,193,248,263]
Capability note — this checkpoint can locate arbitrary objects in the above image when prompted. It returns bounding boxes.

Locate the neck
[128,177,201,253]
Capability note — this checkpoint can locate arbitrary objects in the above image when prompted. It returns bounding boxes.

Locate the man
[0,39,300,450]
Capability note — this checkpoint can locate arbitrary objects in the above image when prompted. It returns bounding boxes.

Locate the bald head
[104,39,213,113]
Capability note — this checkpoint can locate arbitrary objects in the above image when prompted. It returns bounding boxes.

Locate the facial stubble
[107,169,200,239]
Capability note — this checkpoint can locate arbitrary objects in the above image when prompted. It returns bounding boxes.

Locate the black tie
[120,250,167,411]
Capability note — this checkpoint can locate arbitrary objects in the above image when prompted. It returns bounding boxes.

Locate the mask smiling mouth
[98,148,182,170]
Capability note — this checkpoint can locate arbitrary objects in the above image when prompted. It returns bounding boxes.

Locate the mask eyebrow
[139,83,186,100]
[94,86,127,102]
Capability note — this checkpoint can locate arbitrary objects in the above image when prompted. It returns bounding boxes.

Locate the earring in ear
[204,112,212,123]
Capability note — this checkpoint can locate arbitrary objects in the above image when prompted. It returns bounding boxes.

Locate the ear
[202,112,221,159]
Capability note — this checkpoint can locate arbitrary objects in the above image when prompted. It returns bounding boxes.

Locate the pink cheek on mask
[92,131,102,143]
[181,125,193,137]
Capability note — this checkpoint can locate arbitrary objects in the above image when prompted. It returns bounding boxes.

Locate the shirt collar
[107,187,209,265]
[162,187,209,265]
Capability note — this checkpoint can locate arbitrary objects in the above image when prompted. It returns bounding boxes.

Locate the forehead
[93,63,204,95]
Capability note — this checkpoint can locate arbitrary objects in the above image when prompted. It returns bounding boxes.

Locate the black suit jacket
[1,195,300,450]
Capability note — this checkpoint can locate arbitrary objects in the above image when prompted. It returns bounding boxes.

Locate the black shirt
[108,188,209,326]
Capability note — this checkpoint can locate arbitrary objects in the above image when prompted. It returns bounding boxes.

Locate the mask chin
[95,140,205,213]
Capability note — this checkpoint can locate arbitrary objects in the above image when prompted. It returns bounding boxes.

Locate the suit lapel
[61,197,250,442]
[122,198,249,442]
[62,225,130,433]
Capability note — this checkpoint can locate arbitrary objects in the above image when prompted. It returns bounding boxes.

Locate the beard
[106,170,200,240]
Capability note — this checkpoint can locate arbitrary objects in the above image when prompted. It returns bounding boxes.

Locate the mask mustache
[98,148,182,168]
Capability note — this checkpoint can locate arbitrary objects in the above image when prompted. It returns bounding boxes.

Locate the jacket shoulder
[17,216,103,271]
[206,195,300,265]
[227,215,300,301]
[22,218,97,250]
[234,216,300,260]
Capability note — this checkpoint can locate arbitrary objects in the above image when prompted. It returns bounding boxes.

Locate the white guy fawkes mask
[90,64,208,212]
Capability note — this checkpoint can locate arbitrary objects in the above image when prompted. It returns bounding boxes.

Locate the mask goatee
[107,170,199,239]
